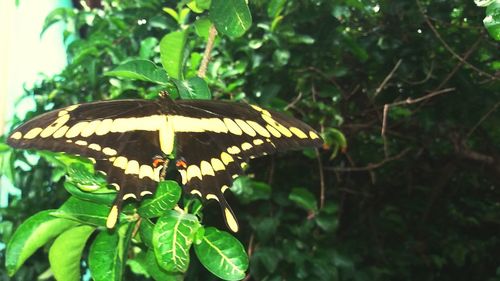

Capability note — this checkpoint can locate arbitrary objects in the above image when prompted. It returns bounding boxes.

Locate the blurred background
[1,0,499,280]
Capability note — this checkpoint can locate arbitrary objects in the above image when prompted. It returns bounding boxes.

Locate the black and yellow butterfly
[7,93,323,232]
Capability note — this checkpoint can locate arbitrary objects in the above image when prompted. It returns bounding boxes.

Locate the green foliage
[2,0,499,280]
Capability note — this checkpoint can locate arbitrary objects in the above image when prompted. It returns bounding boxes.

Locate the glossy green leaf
[194,227,248,281]
[49,225,96,281]
[289,188,318,212]
[484,1,500,40]
[153,210,200,272]
[139,218,155,249]
[5,210,79,276]
[210,0,252,38]
[105,59,169,85]
[139,37,159,59]
[67,163,107,192]
[196,0,211,10]
[41,7,74,36]
[145,250,184,281]
[194,17,212,38]
[63,182,116,206]
[173,77,212,100]
[160,30,188,80]
[138,181,181,218]
[231,176,271,204]
[52,197,117,226]
[89,223,134,281]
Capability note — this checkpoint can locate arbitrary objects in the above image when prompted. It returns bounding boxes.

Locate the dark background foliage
[1,0,499,280]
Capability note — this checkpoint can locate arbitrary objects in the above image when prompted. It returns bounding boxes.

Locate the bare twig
[381,88,455,138]
[315,148,326,209]
[284,92,303,111]
[402,60,435,85]
[373,59,403,98]
[416,0,498,80]
[197,24,218,78]
[326,148,412,172]
[465,101,500,140]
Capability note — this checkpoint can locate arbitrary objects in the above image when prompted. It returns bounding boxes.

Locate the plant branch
[416,0,498,80]
[465,101,500,140]
[373,59,402,98]
[315,148,326,209]
[326,148,412,172]
[197,24,218,78]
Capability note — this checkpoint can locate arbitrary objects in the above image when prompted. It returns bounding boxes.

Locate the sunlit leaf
[160,30,188,80]
[289,188,318,212]
[105,60,169,85]
[194,227,248,281]
[210,0,252,37]
[49,225,95,281]
[173,77,212,100]
[6,210,79,276]
[138,180,181,218]
[89,223,134,281]
[153,210,200,272]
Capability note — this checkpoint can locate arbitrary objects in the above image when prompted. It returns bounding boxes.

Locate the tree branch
[197,24,218,78]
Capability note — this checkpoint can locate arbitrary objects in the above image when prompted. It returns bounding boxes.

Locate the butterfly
[7,92,323,232]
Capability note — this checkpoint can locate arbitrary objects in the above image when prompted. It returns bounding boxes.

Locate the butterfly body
[7,94,323,231]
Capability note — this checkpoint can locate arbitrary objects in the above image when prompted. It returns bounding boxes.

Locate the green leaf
[210,0,252,38]
[196,0,212,10]
[41,7,74,36]
[231,177,271,204]
[139,37,159,59]
[153,210,200,272]
[64,182,116,206]
[172,77,212,100]
[160,30,188,80]
[194,17,212,38]
[194,227,248,281]
[105,59,169,85]
[138,181,181,218]
[139,218,155,249]
[49,225,96,281]
[67,162,107,191]
[6,210,79,276]
[89,223,134,281]
[484,1,500,40]
[145,250,184,281]
[289,188,318,212]
[52,197,118,226]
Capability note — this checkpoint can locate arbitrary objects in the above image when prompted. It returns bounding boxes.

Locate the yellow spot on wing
[81,120,100,137]
[88,143,102,151]
[102,147,117,156]
[206,194,219,201]
[241,142,252,151]
[200,161,215,176]
[139,165,156,180]
[179,169,188,184]
[261,115,292,137]
[309,131,320,139]
[211,158,225,171]
[10,132,22,139]
[235,119,256,136]
[221,185,229,193]
[113,156,128,169]
[190,189,202,197]
[227,146,241,154]
[24,127,43,139]
[223,118,243,135]
[65,122,89,138]
[247,121,271,138]
[187,165,202,181]
[224,208,239,232]
[123,193,137,200]
[95,119,113,135]
[220,152,234,165]
[266,125,281,138]
[53,125,69,138]
[253,139,264,145]
[125,160,139,175]
[289,127,308,139]
[75,140,88,146]
[140,191,153,197]
[41,114,70,138]
[106,205,119,229]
